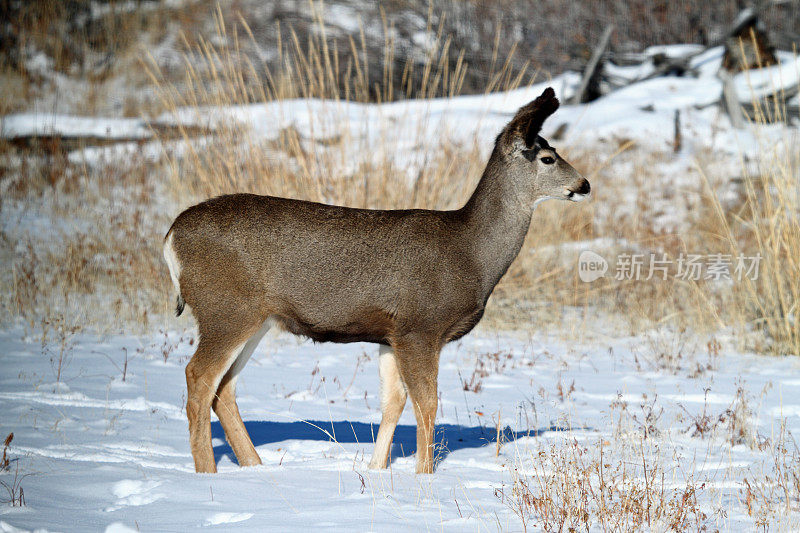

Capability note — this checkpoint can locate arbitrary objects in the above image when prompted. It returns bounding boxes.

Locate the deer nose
[565,179,591,201]
[575,179,591,195]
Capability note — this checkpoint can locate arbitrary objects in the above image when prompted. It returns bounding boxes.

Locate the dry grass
[0,0,211,115]
[144,5,527,202]
[496,432,799,532]
[0,143,173,332]
[741,420,800,530]
[7,0,798,113]
[495,382,800,532]
[0,433,26,508]
[0,5,797,358]
[703,100,800,355]
[497,439,715,532]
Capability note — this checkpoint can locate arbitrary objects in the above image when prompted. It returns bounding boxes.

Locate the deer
[163,87,590,474]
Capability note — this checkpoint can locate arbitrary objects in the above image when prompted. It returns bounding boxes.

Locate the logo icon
[578,250,607,282]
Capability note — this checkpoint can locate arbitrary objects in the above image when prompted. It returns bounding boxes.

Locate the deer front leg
[392,337,440,474]
[368,345,407,469]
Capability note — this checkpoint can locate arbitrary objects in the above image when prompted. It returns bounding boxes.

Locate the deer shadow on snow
[211,419,574,468]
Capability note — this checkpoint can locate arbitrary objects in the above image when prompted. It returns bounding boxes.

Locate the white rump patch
[163,232,182,294]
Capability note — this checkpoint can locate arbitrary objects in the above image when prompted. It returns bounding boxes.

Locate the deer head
[498,87,590,205]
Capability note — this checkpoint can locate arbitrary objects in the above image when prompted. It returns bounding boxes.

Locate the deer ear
[507,87,560,149]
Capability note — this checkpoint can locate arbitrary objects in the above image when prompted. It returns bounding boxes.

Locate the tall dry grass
[146,6,531,204]
[1,4,797,355]
[1,146,174,332]
[701,97,800,355]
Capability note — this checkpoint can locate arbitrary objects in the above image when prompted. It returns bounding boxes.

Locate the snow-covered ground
[2,324,800,531]
[2,42,800,531]
[5,45,798,151]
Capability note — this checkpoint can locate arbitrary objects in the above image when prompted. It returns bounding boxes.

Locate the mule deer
[164,87,589,474]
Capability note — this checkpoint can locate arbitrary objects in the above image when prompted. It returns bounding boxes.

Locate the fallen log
[570,25,614,105]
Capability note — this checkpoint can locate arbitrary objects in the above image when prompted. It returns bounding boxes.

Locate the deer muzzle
[564,178,591,202]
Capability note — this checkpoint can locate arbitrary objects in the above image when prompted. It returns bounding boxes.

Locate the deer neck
[460,148,535,297]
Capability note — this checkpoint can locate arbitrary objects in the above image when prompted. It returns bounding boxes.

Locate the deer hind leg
[392,336,440,474]
[368,344,408,469]
[211,318,274,467]
[185,323,259,473]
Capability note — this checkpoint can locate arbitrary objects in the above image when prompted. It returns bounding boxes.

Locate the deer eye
[540,156,555,165]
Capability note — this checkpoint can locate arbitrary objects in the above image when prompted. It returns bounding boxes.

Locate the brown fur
[165,87,590,474]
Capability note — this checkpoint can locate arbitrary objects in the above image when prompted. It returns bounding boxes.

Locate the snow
[644,43,706,59]
[152,48,796,172]
[4,46,795,163]
[323,4,363,34]
[1,326,799,530]
[732,52,800,100]
[0,115,153,141]
[2,40,800,531]
[89,0,199,19]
